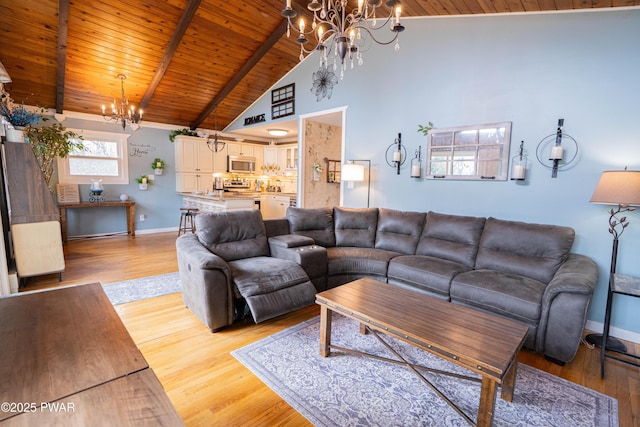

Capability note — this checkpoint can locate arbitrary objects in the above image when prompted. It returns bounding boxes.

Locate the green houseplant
[25,122,84,186]
[151,158,165,175]
[169,128,198,142]
[136,175,152,190]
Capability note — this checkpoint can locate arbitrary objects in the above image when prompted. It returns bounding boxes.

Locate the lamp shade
[342,163,365,182]
[0,61,11,83]
[590,170,640,206]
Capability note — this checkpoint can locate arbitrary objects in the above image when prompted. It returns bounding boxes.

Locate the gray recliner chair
[176,209,316,331]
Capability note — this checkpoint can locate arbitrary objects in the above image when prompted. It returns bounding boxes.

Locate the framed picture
[56,184,80,203]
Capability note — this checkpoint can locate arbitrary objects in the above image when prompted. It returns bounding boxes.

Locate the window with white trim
[426,122,511,181]
[57,129,129,185]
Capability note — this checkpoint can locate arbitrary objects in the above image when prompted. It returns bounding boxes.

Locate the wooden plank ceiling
[0,0,636,132]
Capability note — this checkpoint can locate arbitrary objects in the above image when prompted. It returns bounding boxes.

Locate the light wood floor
[24,232,639,426]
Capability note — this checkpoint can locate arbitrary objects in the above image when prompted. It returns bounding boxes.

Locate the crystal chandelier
[101,74,142,130]
[281,0,405,79]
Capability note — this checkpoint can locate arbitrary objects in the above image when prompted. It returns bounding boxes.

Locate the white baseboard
[68,227,178,240]
[585,320,640,344]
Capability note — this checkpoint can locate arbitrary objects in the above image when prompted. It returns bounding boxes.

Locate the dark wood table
[316,278,529,427]
[0,283,183,426]
[58,201,136,243]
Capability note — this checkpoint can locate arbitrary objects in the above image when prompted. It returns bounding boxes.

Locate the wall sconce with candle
[385,133,405,175]
[536,118,579,178]
[510,141,527,181]
[411,146,422,178]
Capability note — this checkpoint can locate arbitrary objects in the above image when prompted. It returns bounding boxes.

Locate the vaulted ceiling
[0,0,636,133]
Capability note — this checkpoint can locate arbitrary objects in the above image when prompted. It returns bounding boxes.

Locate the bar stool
[178,208,199,235]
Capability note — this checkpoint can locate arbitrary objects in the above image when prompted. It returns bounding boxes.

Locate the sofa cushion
[450,269,547,324]
[287,207,336,247]
[475,217,575,283]
[415,212,485,268]
[326,247,398,278]
[334,207,378,248]
[230,256,316,323]
[387,255,471,298]
[196,210,269,261]
[375,208,426,255]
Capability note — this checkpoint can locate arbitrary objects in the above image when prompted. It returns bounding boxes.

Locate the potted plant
[151,158,165,175]
[169,128,198,142]
[25,122,84,187]
[1,102,42,142]
[136,175,152,190]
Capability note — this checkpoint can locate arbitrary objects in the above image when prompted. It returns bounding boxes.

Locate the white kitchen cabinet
[175,135,214,192]
[264,194,291,218]
[212,144,227,174]
[284,145,298,170]
[176,172,213,194]
[254,145,264,174]
[227,142,255,157]
[275,144,298,171]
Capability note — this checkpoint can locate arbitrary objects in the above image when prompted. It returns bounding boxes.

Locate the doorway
[298,107,347,208]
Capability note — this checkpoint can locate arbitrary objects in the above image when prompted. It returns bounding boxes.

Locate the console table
[0,283,183,425]
[58,201,135,243]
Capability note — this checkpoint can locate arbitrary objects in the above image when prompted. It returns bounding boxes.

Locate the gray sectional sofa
[176,206,598,364]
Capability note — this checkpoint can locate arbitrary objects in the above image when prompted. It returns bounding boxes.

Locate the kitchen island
[181,192,256,212]
[180,191,297,218]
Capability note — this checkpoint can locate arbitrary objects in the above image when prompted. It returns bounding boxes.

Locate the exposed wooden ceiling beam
[138,0,203,111]
[55,0,70,114]
[190,19,289,130]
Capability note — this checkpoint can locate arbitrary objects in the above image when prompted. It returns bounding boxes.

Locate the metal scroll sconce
[411,146,422,178]
[536,119,579,178]
[385,133,406,175]
[510,141,527,181]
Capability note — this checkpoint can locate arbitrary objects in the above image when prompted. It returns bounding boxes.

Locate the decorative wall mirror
[425,122,512,181]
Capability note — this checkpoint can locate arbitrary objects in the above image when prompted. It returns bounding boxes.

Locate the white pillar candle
[411,165,421,177]
[511,164,525,180]
[142,177,147,184]
[393,151,401,162]
[156,161,162,168]
[549,145,563,160]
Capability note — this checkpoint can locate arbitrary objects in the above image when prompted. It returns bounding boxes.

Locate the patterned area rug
[102,272,181,305]
[232,314,618,427]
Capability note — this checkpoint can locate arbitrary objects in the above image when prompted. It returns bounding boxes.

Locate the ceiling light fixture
[101,74,142,130]
[268,129,289,137]
[281,0,405,79]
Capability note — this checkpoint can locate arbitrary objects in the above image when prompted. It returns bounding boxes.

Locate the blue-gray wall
[55,118,180,236]
[226,10,640,337]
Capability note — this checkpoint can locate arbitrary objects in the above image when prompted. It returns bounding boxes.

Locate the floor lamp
[342,160,371,208]
[584,169,640,351]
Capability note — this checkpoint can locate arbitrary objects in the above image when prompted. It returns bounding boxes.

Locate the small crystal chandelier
[281,0,405,79]
[101,74,142,130]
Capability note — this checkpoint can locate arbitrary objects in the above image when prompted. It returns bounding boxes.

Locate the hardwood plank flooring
[22,232,639,426]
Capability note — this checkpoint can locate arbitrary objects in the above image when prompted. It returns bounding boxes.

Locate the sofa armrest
[269,238,328,292]
[269,234,315,249]
[176,234,234,331]
[537,253,599,362]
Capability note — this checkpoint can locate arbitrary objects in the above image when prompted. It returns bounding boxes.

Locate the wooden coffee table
[316,277,529,427]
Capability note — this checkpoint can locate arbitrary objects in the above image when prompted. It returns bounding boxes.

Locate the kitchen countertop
[180,191,296,201]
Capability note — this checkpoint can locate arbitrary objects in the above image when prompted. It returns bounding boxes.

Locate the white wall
[227,9,640,337]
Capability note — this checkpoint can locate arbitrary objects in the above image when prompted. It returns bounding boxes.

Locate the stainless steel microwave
[227,155,256,173]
